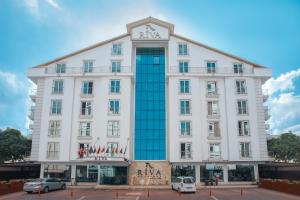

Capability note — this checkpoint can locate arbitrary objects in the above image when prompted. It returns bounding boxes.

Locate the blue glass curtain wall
[134,48,166,160]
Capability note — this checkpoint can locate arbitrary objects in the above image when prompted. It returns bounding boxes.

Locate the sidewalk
[69,184,258,190]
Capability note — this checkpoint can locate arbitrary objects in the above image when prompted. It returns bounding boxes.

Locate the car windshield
[175,178,182,183]
[29,179,44,182]
[183,178,194,183]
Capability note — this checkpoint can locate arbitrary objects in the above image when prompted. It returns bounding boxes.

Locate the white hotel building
[28,17,272,185]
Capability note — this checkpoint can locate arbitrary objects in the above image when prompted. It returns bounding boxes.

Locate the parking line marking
[211,195,219,200]
[77,196,86,200]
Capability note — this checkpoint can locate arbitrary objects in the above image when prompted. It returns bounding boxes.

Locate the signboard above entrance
[131,23,169,40]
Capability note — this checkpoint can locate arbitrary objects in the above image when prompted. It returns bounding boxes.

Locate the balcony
[264,106,270,121]
[29,89,37,102]
[168,66,254,75]
[265,123,270,130]
[28,107,34,120]
[44,66,132,75]
[29,123,34,130]
[209,152,222,160]
[262,89,269,102]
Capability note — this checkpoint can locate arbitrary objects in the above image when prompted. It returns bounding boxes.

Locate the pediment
[127,17,174,40]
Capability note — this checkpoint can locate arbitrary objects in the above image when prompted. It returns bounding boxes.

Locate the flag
[105,148,109,153]
[101,146,105,153]
[119,148,123,154]
[89,146,93,154]
[112,147,116,154]
[115,146,119,154]
[97,146,101,154]
[93,146,96,154]
[124,144,128,154]
[78,148,83,157]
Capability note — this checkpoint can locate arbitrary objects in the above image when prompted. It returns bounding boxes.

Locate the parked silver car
[171,176,196,193]
[23,178,66,193]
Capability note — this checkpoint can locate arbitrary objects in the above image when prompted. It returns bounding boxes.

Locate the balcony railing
[209,152,222,159]
[45,66,132,74]
[168,66,254,74]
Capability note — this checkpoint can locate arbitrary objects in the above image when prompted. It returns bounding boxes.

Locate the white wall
[29,22,270,164]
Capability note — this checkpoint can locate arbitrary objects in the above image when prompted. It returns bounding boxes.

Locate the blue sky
[0,0,300,135]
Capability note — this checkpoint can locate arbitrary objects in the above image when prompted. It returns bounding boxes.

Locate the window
[52,80,64,94]
[111,61,121,72]
[178,43,188,55]
[179,61,189,73]
[208,101,218,116]
[153,56,160,65]
[107,143,119,157]
[56,63,66,73]
[208,121,220,137]
[179,80,190,94]
[238,121,250,136]
[48,120,61,137]
[84,60,93,73]
[107,121,120,136]
[47,142,59,159]
[81,101,92,116]
[111,43,122,55]
[237,100,248,114]
[79,122,91,136]
[240,142,251,158]
[180,143,192,159]
[110,80,120,93]
[207,62,216,73]
[234,63,243,73]
[180,121,191,136]
[82,81,93,95]
[51,100,62,114]
[209,143,221,158]
[236,80,247,94]
[180,100,190,114]
[78,143,90,158]
[109,100,120,114]
[207,81,217,95]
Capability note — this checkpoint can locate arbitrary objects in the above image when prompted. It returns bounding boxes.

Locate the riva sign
[129,161,171,185]
[132,23,169,40]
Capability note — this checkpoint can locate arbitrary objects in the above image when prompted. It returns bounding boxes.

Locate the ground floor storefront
[171,163,259,185]
[40,161,259,185]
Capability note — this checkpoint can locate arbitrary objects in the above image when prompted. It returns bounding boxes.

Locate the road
[0,188,299,200]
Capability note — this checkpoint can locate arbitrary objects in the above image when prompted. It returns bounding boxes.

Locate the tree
[0,128,31,163]
[267,132,300,162]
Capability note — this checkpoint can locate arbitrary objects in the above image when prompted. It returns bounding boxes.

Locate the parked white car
[171,176,196,193]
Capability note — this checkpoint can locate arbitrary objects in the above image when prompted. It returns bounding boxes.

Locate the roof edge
[171,33,267,68]
[33,33,130,68]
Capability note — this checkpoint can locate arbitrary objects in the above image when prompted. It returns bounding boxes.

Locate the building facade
[28,17,272,185]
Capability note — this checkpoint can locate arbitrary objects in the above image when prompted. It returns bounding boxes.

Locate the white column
[195,165,200,185]
[254,164,259,182]
[97,165,101,184]
[223,164,228,183]
[71,164,76,185]
[40,163,44,178]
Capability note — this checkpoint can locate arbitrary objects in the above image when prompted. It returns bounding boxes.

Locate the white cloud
[0,70,23,92]
[23,0,40,17]
[263,68,300,95]
[23,0,61,17]
[45,0,61,10]
[283,124,300,135]
[24,0,38,9]
[263,68,300,135]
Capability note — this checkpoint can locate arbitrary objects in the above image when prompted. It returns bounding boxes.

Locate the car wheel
[61,184,66,190]
[26,191,32,194]
[43,187,49,193]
